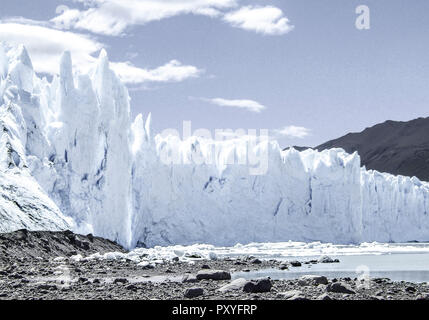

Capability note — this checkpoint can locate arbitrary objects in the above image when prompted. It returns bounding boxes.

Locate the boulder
[184,287,204,298]
[113,278,129,284]
[317,293,333,300]
[277,290,302,299]
[243,278,272,293]
[196,270,231,281]
[182,274,199,283]
[298,275,328,286]
[218,278,248,292]
[326,282,355,294]
[290,260,302,267]
[319,256,339,263]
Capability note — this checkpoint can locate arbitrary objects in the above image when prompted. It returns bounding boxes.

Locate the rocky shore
[0,230,428,300]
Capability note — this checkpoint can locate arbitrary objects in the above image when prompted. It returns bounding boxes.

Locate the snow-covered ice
[74,241,429,266]
[1,42,429,249]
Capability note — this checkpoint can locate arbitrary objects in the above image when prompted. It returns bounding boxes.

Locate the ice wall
[1,42,429,248]
[0,44,72,232]
[130,124,429,247]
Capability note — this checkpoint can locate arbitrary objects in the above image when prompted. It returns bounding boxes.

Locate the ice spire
[131,114,145,154]
[15,44,33,70]
[59,51,74,96]
[7,44,34,93]
[93,49,114,124]
[0,44,7,79]
[145,112,152,143]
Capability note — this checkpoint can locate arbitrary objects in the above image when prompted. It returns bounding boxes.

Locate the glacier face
[1,42,429,249]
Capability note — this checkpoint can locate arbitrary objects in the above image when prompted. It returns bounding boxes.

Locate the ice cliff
[1,42,428,248]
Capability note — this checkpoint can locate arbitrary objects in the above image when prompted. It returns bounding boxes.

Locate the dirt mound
[0,229,126,263]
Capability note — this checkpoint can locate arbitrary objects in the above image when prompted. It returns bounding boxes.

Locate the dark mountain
[283,146,311,152]
[315,117,429,181]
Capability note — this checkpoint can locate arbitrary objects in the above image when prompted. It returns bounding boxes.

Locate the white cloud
[51,1,293,36]
[52,0,238,36]
[0,22,101,74]
[223,6,293,35]
[274,126,311,138]
[0,22,201,85]
[197,97,266,113]
[111,60,202,84]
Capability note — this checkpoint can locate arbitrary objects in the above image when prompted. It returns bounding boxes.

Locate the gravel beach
[1,230,428,300]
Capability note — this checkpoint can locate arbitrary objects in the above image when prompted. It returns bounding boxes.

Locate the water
[232,253,429,283]
[127,241,429,283]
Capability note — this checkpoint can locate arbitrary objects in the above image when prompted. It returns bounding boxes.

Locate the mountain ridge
[316,117,429,181]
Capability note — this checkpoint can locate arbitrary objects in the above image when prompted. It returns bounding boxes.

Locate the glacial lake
[232,252,429,283]
[131,241,429,283]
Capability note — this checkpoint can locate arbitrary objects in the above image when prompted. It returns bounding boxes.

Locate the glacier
[0,42,429,249]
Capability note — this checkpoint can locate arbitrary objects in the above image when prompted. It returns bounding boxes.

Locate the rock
[326,282,356,294]
[125,284,137,291]
[290,261,302,267]
[172,257,180,262]
[113,278,129,284]
[67,251,78,257]
[277,290,302,299]
[137,261,155,269]
[15,229,28,241]
[37,284,58,290]
[279,263,289,270]
[405,286,417,293]
[416,294,429,300]
[182,274,199,283]
[288,294,309,301]
[218,278,248,292]
[251,258,262,264]
[79,241,90,250]
[184,287,204,298]
[201,264,210,269]
[298,275,328,286]
[318,256,339,263]
[373,278,388,284]
[317,293,333,300]
[243,278,272,293]
[196,270,231,281]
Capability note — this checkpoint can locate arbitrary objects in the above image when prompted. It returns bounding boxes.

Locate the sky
[0,0,429,148]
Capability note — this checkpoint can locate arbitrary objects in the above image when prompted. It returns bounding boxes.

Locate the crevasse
[0,42,428,249]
